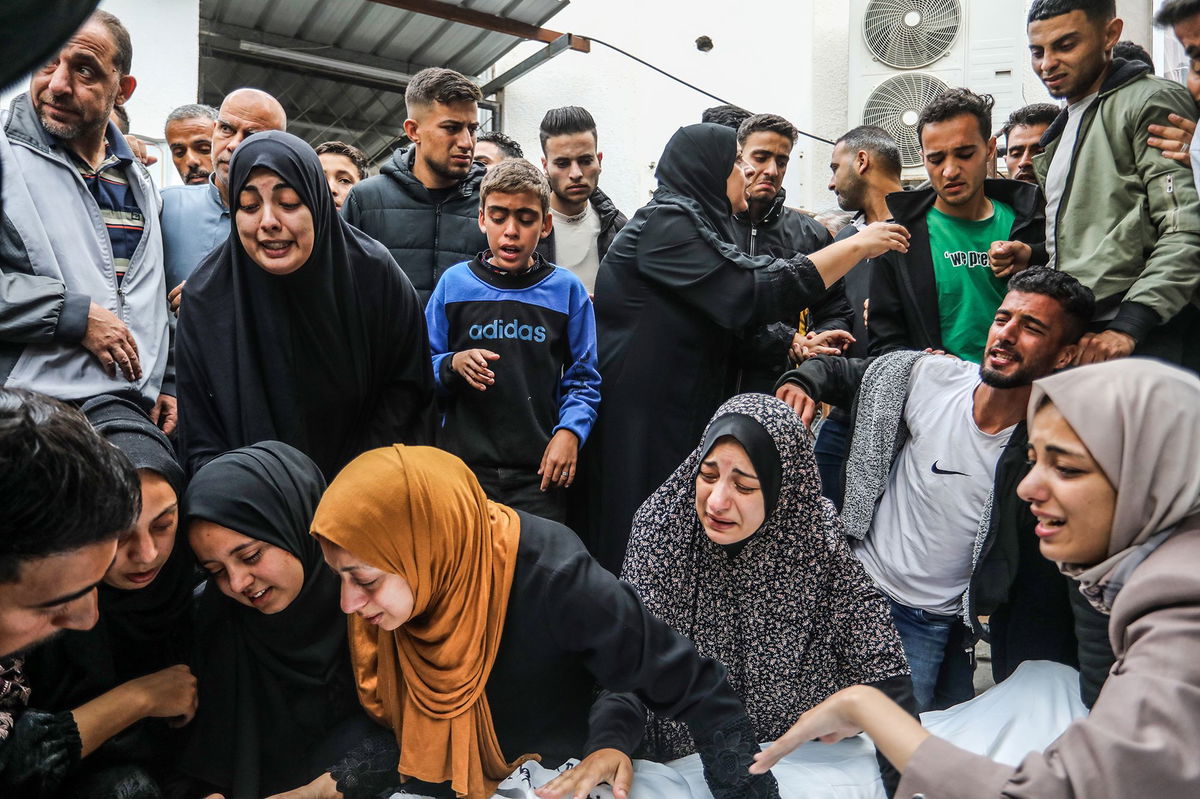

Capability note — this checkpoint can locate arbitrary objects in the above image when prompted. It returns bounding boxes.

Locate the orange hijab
[310,445,536,799]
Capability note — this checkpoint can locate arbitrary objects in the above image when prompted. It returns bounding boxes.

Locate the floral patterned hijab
[621,394,907,759]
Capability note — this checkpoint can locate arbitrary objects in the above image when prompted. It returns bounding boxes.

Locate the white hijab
[1028,358,1200,612]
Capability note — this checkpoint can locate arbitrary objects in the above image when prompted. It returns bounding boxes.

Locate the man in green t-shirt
[868,89,1048,360]
[926,198,1014,360]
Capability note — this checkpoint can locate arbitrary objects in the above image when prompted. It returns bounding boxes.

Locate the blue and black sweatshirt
[425,253,601,471]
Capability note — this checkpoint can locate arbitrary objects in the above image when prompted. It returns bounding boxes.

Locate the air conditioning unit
[848,0,1026,177]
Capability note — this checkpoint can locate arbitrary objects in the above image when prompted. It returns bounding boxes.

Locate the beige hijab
[1028,359,1200,610]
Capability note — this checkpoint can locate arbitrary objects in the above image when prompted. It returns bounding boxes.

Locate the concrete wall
[1,0,201,186]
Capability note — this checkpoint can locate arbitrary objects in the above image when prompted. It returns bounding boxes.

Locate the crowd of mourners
[2,0,1200,798]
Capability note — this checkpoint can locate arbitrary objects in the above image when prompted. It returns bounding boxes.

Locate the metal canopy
[199,0,571,165]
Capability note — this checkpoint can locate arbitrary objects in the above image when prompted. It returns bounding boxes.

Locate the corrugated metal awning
[199,0,570,163]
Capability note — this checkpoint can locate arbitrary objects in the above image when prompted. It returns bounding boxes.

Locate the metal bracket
[480,33,580,96]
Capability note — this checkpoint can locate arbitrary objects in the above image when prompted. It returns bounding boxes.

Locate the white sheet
[389,660,1090,799]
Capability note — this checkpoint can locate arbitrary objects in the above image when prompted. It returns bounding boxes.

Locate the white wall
[497,0,1161,214]
[1,0,200,186]
[494,0,832,216]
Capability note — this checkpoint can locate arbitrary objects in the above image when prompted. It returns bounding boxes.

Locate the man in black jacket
[869,89,1047,358]
[343,67,488,306]
[815,125,906,507]
[776,269,1114,708]
[535,106,627,294]
[732,114,854,394]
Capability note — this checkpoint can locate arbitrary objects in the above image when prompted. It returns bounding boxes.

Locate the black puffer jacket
[536,187,628,264]
[342,146,489,306]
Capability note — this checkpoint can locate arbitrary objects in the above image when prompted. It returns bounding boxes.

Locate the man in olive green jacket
[1018,1,1200,365]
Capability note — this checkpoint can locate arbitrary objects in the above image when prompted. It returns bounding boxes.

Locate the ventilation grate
[862,73,950,168]
[864,0,961,69]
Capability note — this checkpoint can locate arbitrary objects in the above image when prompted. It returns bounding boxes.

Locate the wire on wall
[585,36,838,147]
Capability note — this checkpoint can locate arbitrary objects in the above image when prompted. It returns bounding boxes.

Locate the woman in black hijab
[179,441,367,799]
[13,395,197,799]
[176,130,435,479]
[582,123,908,572]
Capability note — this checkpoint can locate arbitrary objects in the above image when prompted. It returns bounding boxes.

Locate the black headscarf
[179,441,351,798]
[25,396,194,711]
[176,130,435,480]
[698,412,783,521]
[621,394,908,760]
[655,123,739,239]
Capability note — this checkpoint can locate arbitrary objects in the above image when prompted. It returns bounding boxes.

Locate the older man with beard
[0,10,176,429]
[160,88,286,302]
[776,268,1110,710]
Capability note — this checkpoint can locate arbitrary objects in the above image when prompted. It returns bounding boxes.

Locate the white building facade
[495,0,1159,215]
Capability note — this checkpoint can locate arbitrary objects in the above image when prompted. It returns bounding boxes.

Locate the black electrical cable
[585,36,838,147]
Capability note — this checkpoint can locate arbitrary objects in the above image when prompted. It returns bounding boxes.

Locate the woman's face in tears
[319,538,416,631]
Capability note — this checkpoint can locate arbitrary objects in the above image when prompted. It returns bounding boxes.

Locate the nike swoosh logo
[931,461,969,476]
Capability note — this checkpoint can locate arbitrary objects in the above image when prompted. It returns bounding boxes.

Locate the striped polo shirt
[71,142,144,284]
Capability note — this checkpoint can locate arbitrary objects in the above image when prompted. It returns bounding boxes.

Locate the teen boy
[425,159,601,522]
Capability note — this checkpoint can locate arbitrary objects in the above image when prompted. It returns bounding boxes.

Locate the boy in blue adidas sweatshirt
[425,159,600,523]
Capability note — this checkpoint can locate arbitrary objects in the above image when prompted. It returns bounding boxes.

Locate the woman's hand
[749,688,866,774]
[852,222,910,260]
[264,771,341,799]
[127,664,198,727]
[750,685,928,777]
[535,749,634,799]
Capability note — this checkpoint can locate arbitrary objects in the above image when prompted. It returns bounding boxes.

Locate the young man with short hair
[1113,39,1154,69]
[535,106,627,294]
[424,159,600,523]
[816,125,906,507]
[869,88,1047,361]
[0,389,139,659]
[344,67,489,305]
[474,130,523,169]
[777,268,1101,711]
[315,140,368,210]
[163,103,217,186]
[701,104,753,129]
[1018,0,1200,366]
[732,113,853,394]
[1000,103,1060,183]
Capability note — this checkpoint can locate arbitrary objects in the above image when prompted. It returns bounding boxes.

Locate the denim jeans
[887,598,975,712]
[814,414,850,510]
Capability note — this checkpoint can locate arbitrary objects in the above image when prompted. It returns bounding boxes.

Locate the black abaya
[179,442,361,799]
[583,124,830,572]
[176,131,435,480]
